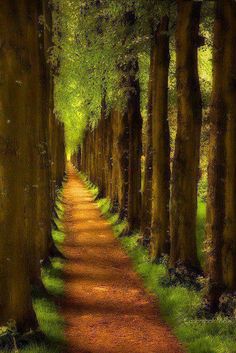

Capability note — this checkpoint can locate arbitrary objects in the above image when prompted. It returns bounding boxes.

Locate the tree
[117,6,142,232]
[222,0,236,292]
[150,16,170,261]
[140,43,153,247]
[0,0,38,331]
[206,0,236,312]
[170,0,202,271]
[126,57,143,233]
[26,0,52,288]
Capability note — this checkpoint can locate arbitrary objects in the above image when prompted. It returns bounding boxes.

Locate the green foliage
[53,0,174,153]
[54,0,213,199]
[53,0,88,154]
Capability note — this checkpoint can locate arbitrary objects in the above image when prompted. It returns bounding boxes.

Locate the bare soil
[62,166,185,353]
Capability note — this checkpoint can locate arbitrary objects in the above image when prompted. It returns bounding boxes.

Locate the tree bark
[222,0,236,292]
[141,37,154,248]
[206,1,236,311]
[0,0,38,331]
[150,17,170,260]
[110,110,120,211]
[170,0,202,270]
[104,112,113,198]
[119,9,142,233]
[26,0,52,286]
[205,0,227,311]
[127,59,142,232]
[117,110,129,218]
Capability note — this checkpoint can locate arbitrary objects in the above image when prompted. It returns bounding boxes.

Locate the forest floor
[61,165,184,353]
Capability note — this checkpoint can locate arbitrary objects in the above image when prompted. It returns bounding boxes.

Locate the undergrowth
[79,171,236,353]
[0,189,65,353]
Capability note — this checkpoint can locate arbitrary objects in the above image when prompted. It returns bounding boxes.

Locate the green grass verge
[79,172,236,353]
[196,200,206,268]
[0,190,65,353]
[22,190,65,353]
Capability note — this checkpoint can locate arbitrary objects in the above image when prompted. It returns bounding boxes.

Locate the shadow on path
[62,165,185,353]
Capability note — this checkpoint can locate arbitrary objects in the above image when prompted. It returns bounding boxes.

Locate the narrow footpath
[62,165,184,353]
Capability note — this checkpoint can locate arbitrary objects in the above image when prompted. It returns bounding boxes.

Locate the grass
[80,172,236,353]
[0,190,66,353]
[196,200,206,268]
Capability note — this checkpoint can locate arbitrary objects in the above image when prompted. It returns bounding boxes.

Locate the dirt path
[62,166,185,353]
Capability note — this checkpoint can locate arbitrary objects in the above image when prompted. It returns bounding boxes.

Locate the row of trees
[0,0,65,331]
[70,0,236,312]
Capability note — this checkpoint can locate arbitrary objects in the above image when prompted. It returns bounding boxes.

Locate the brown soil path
[62,165,185,353]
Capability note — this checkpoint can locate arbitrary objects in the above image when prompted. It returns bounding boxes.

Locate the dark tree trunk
[206,0,236,312]
[170,0,202,271]
[0,0,38,331]
[141,37,154,248]
[119,9,142,233]
[104,112,113,198]
[110,110,120,211]
[222,0,236,292]
[127,59,143,233]
[27,0,52,286]
[205,0,226,311]
[117,110,129,219]
[150,17,170,261]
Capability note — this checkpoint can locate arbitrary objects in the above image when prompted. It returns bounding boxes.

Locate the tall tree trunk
[205,0,226,311]
[222,0,236,292]
[141,41,154,248]
[0,0,38,331]
[150,17,170,261]
[170,0,202,270]
[110,110,120,210]
[38,19,65,263]
[117,110,129,218]
[26,0,44,286]
[120,8,142,233]
[38,0,53,265]
[206,1,236,312]
[96,95,106,199]
[27,0,52,286]
[104,112,113,198]
[127,59,143,232]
